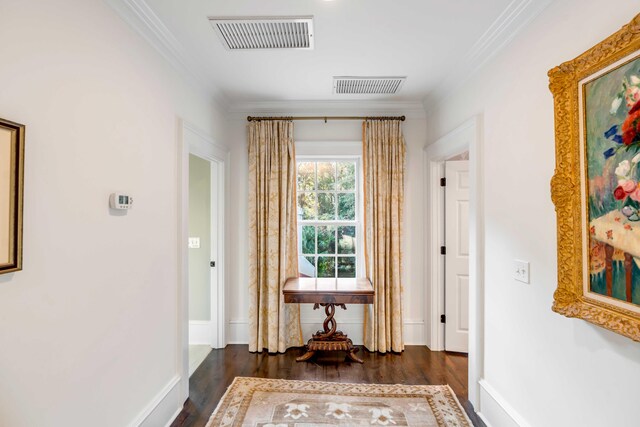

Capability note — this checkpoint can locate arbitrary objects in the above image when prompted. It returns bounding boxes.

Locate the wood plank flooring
[171,345,485,427]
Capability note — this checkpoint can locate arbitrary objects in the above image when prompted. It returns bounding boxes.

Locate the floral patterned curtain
[247,120,303,353]
[362,119,406,353]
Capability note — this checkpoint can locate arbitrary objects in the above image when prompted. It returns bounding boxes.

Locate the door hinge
[210,261,216,267]
[440,246,446,255]
[440,177,446,187]
[440,314,446,324]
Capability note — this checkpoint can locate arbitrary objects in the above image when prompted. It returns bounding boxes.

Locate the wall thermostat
[109,193,134,210]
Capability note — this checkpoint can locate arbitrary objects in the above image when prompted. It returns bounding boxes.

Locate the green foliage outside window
[297,160,358,278]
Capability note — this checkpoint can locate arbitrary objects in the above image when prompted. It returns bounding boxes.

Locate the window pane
[337,193,355,220]
[298,192,317,220]
[302,226,316,254]
[317,226,336,254]
[317,162,336,190]
[301,256,316,277]
[317,256,336,278]
[318,193,336,220]
[337,162,356,190]
[338,226,356,254]
[297,162,315,191]
[338,257,356,278]
[299,256,315,278]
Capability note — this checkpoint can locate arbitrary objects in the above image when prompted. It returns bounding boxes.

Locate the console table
[283,277,374,363]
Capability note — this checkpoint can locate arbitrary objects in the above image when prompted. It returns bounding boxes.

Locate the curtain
[362,119,406,353]
[247,120,303,353]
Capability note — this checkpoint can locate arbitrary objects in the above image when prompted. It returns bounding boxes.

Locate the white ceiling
[137,0,541,107]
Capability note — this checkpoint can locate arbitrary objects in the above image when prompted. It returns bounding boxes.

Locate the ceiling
[130,0,545,107]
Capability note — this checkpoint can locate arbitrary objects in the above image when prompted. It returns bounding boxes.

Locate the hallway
[171,345,483,426]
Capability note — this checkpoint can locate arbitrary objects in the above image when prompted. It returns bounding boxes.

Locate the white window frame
[296,156,364,278]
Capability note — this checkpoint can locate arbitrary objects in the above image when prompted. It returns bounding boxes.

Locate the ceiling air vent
[333,76,406,95]
[209,16,314,50]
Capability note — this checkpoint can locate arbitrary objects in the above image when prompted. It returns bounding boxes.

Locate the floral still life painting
[586,56,640,307]
[549,13,640,342]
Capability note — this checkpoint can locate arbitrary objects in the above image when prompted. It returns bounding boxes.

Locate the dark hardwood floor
[171,345,485,427]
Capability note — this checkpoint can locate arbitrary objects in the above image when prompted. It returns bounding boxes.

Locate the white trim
[178,118,229,403]
[104,0,229,109]
[424,116,484,408]
[422,0,552,112]
[227,319,249,345]
[189,321,213,345]
[477,380,532,427]
[129,375,181,427]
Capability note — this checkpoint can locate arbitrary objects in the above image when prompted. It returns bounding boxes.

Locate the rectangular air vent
[209,16,314,50]
[333,76,406,95]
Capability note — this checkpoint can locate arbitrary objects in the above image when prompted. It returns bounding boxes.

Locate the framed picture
[549,14,640,341]
[0,117,25,275]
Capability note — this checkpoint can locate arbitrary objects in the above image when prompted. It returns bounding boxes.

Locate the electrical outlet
[514,260,530,284]
[188,237,200,249]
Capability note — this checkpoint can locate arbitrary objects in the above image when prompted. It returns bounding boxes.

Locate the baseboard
[130,374,182,427]
[403,320,425,345]
[227,319,249,344]
[227,320,425,346]
[189,320,212,345]
[477,379,531,427]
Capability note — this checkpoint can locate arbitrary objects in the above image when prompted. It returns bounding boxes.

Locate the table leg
[346,347,363,363]
[605,244,614,297]
[625,252,633,303]
[296,350,316,362]
[296,303,363,363]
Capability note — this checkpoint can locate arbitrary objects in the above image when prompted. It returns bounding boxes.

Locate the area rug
[206,377,472,426]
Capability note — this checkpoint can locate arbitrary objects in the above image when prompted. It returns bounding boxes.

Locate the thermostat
[109,193,134,210]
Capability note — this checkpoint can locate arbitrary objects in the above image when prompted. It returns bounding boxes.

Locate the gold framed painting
[549,14,640,341]
[0,117,25,275]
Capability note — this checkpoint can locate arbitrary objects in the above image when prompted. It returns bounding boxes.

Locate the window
[297,160,359,278]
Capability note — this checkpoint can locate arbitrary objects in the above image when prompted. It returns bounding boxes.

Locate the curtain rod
[247,115,405,122]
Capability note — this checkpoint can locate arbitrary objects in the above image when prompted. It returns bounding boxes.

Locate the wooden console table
[283,277,374,363]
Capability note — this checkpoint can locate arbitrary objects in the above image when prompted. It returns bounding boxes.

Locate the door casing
[423,116,484,408]
[177,118,229,401]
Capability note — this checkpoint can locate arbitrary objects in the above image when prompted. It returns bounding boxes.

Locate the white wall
[226,114,428,345]
[426,1,640,426]
[0,1,227,426]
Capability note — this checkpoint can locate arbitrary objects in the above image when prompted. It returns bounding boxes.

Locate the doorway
[187,154,217,375]
[178,119,228,400]
[424,116,484,408]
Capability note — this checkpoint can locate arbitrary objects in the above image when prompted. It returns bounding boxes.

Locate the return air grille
[333,77,406,95]
[209,16,314,50]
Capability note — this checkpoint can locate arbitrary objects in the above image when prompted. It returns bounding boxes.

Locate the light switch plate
[514,260,530,284]
[188,237,200,249]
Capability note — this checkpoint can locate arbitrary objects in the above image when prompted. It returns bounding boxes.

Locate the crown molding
[105,0,230,110]
[226,100,427,119]
[422,0,553,112]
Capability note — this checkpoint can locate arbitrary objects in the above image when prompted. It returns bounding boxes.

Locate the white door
[444,160,470,353]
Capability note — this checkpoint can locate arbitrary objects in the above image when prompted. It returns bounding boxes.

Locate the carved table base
[296,303,363,363]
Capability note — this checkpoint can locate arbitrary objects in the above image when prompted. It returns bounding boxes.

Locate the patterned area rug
[206,377,472,426]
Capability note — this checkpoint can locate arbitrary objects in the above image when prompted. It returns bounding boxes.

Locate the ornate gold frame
[549,14,640,342]
[0,117,25,275]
